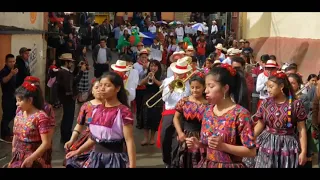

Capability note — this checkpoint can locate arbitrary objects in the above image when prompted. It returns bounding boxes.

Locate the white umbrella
[139,32,152,38]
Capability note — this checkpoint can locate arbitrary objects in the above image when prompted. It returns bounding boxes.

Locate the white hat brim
[111,64,130,72]
[170,63,192,74]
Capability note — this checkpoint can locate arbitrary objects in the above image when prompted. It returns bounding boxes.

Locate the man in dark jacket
[57,53,84,143]
[92,38,112,78]
[16,47,31,88]
[0,54,18,142]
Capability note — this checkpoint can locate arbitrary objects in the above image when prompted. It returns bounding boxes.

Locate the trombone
[145,70,198,108]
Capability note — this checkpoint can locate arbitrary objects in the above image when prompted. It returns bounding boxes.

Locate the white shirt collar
[61,66,70,72]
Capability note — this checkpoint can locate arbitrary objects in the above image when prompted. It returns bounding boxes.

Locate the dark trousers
[160,114,179,166]
[135,89,145,128]
[60,97,76,142]
[1,96,16,138]
[94,63,109,78]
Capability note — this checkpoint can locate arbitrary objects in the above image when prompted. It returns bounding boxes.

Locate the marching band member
[133,49,150,129]
[111,59,139,106]
[158,57,192,168]
[167,51,185,78]
[256,59,278,109]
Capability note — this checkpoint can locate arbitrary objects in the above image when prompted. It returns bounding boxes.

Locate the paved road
[0,50,163,168]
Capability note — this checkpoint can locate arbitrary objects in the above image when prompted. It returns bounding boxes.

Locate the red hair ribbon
[220,64,236,76]
[22,81,37,92]
[24,76,40,83]
[91,78,97,85]
[271,71,287,79]
[196,71,205,78]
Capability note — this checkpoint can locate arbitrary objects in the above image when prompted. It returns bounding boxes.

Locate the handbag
[47,77,56,88]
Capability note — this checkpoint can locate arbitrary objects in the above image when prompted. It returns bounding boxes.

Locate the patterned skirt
[8,140,52,168]
[255,129,300,168]
[83,139,129,168]
[172,130,203,168]
[64,129,92,168]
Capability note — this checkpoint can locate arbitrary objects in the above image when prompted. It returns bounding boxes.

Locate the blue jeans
[197,55,206,68]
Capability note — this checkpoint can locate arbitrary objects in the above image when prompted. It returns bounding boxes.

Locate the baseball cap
[19,47,31,55]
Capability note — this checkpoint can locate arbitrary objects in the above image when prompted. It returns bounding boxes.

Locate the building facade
[0,12,48,117]
[241,12,320,78]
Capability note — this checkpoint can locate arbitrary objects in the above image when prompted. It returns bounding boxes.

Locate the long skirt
[64,129,92,168]
[83,140,128,168]
[172,130,202,168]
[8,140,52,168]
[142,93,163,131]
[255,128,300,168]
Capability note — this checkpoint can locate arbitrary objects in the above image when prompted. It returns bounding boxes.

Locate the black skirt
[142,92,163,131]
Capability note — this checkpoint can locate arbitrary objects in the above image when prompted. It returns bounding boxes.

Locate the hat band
[115,65,127,69]
[266,63,277,66]
[175,65,188,70]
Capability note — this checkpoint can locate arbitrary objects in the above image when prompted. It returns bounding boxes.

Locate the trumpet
[145,70,198,108]
[148,76,154,85]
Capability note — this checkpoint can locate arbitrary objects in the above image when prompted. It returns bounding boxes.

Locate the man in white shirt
[123,12,128,23]
[215,43,226,62]
[203,22,209,36]
[256,59,278,108]
[175,23,184,42]
[148,21,157,34]
[133,49,150,129]
[160,57,191,168]
[222,48,240,65]
[150,37,163,62]
[167,51,185,78]
[92,38,112,78]
[184,22,192,37]
[210,20,218,36]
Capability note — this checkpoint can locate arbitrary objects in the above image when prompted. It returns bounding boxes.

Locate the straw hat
[186,45,194,51]
[213,60,221,65]
[265,60,278,68]
[170,51,184,62]
[59,53,75,61]
[215,43,224,50]
[170,57,192,74]
[111,60,130,72]
[138,48,150,56]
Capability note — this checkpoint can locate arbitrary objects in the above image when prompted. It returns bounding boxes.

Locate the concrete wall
[243,12,320,79]
[0,12,44,30]
[11,34,46,91]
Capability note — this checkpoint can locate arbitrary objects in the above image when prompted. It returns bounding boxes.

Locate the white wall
[11,34,46,91]
[245,12,320,40]
[0,12,44,30]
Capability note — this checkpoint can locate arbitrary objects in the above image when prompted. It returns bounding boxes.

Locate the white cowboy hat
[265,60,278,68]
[186,45,194,51]
[213,60,221,64]
[202,22,207,26]
[111,60,130,72]
[170,51,184,62]
[228,48,241,56]
[239,39,245,43]
[215,43,224,50]
[138,48,150,56]
[59,53,75,61]
[170,57,192,74]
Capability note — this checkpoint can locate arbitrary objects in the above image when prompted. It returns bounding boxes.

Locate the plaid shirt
[77,70,89,92]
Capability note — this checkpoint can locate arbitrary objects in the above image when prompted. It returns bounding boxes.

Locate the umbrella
[192,23,205,32]
[169,21,176,26]
[156,21,167,24]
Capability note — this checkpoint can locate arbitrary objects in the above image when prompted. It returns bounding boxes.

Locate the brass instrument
[145,70,198,108]
[148,75,154,85]
[296,82,309,96]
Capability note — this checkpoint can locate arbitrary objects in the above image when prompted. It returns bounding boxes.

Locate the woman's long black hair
[15,83,44,110]
[288,73,303,89]
[268,73,296,100]
[147,60,162,81]
[207,66,249,110]
[100,72,129,107]
[307,74,317,81]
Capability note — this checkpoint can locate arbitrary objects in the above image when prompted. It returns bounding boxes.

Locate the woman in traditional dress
[8,81,54,168]
[186,64,256,168]
[172,74,208,168]
[66,72,136,168]
[64,79,102,168]
[254,71,308,168]
[140,60,164,146]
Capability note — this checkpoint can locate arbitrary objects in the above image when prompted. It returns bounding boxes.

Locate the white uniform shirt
[162,76,191,110]
[148,25,157,34]
[256,73,269,100]
[125,69,139,104]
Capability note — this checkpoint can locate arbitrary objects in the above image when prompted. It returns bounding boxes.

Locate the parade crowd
[0,14,319,168]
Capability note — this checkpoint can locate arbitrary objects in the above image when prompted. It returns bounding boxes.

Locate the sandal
[140,140,149,146]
